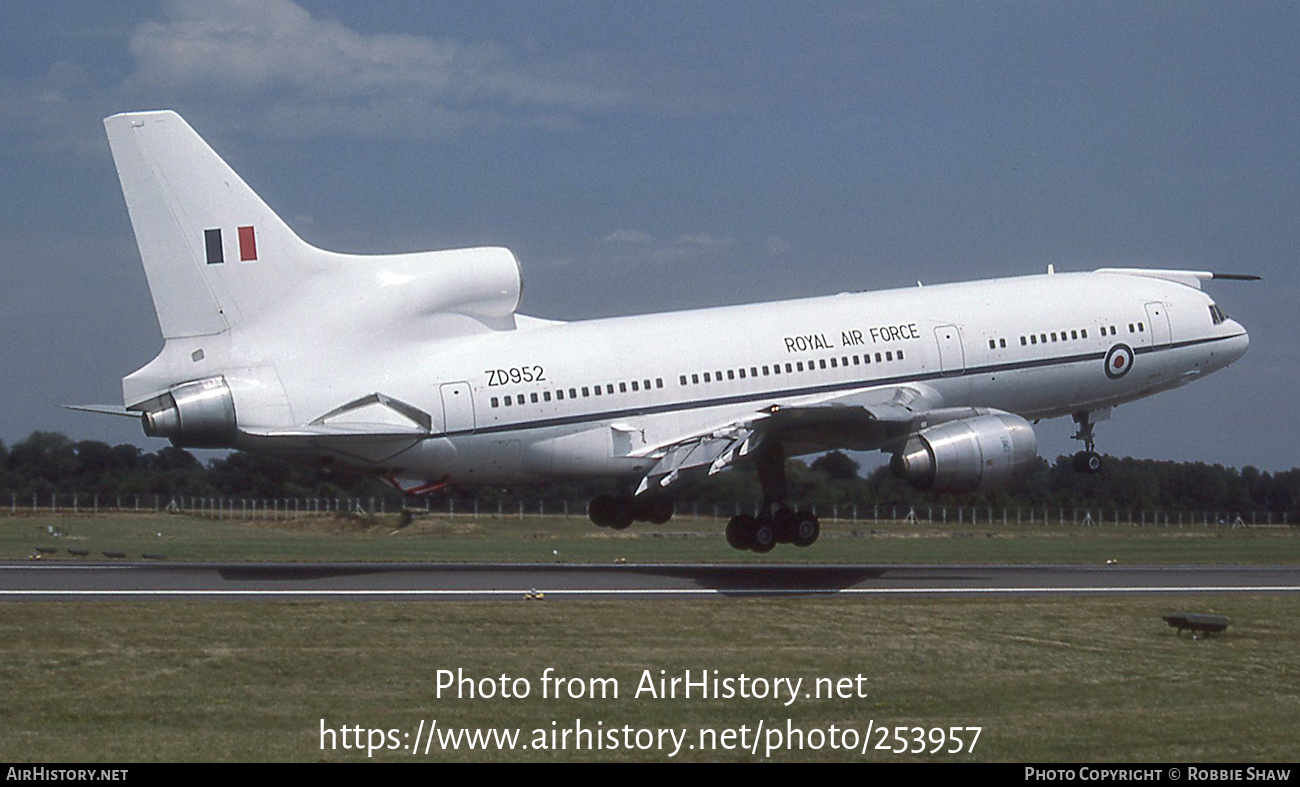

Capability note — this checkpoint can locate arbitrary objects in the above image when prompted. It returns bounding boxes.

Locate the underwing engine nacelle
[139,377,238,448]
[891,412,1038,493]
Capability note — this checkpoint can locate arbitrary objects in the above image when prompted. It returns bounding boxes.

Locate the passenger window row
[1018,327,1092,347]
[489,347,915,410]
[1012,321,1146,348]
[677,350,906,387]
[490,378,665,409]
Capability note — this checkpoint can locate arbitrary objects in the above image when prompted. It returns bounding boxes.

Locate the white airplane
[78,110,1254,552]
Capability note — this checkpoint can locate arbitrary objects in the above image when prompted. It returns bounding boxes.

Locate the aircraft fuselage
[233,270,1246,486]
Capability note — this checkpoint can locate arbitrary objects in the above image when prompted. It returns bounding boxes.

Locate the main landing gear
[588,493,674,530]
[724,440,820,553]
[1071,411,1103,473]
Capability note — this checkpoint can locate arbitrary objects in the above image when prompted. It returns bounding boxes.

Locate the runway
[2,561,1299,600]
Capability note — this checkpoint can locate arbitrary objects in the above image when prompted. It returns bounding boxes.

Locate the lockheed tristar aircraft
[80,110,1254,552]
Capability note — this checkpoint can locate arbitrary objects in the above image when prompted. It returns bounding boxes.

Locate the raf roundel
[1104,344,1135,380]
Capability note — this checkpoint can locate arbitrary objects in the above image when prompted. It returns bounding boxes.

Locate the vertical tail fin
[106,109,524,415]
[104,110,311,338]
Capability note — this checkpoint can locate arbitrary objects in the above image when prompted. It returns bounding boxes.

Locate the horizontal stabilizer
[64,404,140,418]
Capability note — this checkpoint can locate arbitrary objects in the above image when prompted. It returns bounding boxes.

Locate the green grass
[5,512,1298,762]
[3,511,1298,564]
[1,596,1296,762]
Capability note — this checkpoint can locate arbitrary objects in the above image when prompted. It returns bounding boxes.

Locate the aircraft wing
[633,384,946,494]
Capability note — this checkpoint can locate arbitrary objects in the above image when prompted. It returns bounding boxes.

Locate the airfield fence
[0,491,1289,529]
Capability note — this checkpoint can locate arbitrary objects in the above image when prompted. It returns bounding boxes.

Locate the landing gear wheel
[1072,450,1102,473]
[726,515,757,550]
[772,507,797,543]
[791,511,820,547]
[609,496,635,530]
[589,494,634,529]
[751,520,777,553]
[588,494,616,528]
[638,495,675,525]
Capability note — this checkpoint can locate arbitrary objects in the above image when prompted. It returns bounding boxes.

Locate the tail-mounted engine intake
[139,377,238,448]
[891,412,1038,493]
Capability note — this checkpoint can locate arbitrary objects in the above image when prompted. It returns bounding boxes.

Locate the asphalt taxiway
[2,562,1299,600]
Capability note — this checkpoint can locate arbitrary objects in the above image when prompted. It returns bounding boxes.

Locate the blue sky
[1,1,1296,470]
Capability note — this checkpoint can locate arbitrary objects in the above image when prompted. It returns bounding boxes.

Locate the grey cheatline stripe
[440,331,1247,439]
[2,585,1296,598]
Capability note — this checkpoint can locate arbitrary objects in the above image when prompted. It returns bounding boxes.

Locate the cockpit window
[1209,304,1228,325]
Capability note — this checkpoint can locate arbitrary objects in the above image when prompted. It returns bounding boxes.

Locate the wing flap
[633,384,946,495]
[635,426,758,495]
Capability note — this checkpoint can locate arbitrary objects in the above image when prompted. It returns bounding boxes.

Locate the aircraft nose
[1224,322,1249,363]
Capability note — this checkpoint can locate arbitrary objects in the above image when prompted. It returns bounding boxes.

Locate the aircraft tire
[588,494,617,528]
[636,495,675,525]
[751,520,777,553]
[791,511,820,547]
[726,515,757,550]
[773,507,797,543]
[1073,451,1103,473]
[608,496,635,530]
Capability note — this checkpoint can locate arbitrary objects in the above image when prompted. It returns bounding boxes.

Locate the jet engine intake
[891,412,1037,493]
[140,377,238,448]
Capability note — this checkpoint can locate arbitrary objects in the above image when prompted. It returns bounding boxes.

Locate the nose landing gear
[1071,411,1104,473]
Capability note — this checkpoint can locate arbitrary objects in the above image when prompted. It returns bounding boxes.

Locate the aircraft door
[934,325,966,375]
[1144,302,1171,347]
[439,382,476,433]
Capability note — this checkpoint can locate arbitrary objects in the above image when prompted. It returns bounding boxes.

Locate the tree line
[1,430,1296,515]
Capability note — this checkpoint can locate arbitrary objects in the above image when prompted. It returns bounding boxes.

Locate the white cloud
[0,0,734,153]
[554,229,750,269]
[763,236,792,256]
[603,229,654,243]
[674,233,734,249]
[0,66,118,157]
[119,0,639,139]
